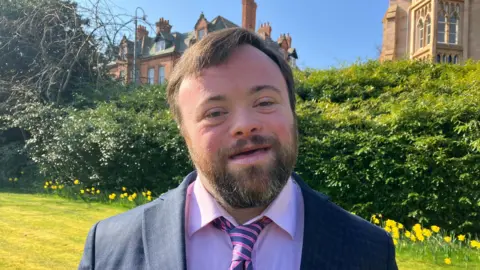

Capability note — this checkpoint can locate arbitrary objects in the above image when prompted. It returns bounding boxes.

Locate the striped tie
[212,216,272,270]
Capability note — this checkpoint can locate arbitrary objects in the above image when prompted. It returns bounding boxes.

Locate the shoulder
[91,191,173,243]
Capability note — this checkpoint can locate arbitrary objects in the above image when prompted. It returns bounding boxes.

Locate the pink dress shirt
[184,176,304,270]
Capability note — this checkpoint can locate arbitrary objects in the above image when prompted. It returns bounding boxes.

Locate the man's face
[177,45,298,209]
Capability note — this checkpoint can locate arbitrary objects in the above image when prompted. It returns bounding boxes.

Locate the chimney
[156,17,172,34]
[136,25,148,40]
[257,22,272,38]
[242,0,257,32]
[286,33,292,48]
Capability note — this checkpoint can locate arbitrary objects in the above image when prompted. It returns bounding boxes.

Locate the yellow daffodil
[80,190,85,194]
[417,234,425,242]
[132,193,137,199]
[120,194,125,199]
[122,187,127,192]
[385,226,392,233]
[91,187,95,191]
[109,194,116,200]
[386,219,396,228]
[128,196,133,202]
[45,181,49,186]
[405,231,411,238]
[74,179,80,185]
[8,178,12,182]
[444,236,452,243]
[49,181,53,185]
[96,190,100,194]
[86,188,90,192]
[44,185,48,189]
[393,239,398,246]
[379,214,383,218]
[374,218,380,225]
[393,231,400,239]
[147,195,152,201]
[397,223,404,229]
[14,178,18,182]
[458,235,465,241]
[470,240,480,248]
[410,235,417,242]
[142,192,146,197]
[431,225,440,233]
[147,190,152,196]
[422,228,432,238]
[413,224,422,233]
[444,258,451,265]
[123,193,128,197]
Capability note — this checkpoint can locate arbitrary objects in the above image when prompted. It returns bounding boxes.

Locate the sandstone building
[380,0,480,64]
[107,0,298,85]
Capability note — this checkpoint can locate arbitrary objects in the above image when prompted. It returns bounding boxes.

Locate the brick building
[107,0,298,85]
[380,0,480,64]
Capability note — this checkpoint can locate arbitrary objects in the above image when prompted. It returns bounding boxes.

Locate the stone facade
[107,0,298,85]
[380,0,480,64]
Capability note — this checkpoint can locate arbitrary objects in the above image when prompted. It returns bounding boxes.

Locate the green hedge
[12,60,480,234]
[294,60,480,234]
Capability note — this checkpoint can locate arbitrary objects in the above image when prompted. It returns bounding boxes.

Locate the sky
[90,0,390,70]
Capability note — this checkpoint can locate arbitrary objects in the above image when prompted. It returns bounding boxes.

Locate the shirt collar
[187,175,298,239]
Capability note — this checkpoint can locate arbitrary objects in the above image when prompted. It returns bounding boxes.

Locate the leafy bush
[23,84,192,194]
[295,60,480,234]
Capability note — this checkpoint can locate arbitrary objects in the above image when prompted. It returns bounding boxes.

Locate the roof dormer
[194,12,209,40]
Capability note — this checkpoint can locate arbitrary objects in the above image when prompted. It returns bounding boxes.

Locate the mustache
[222,135,277,157]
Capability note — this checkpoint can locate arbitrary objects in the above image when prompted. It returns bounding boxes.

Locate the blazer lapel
[142,171,197,270]
[292,173,343,269]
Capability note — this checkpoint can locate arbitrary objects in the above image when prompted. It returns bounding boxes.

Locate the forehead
[178,45,287,98]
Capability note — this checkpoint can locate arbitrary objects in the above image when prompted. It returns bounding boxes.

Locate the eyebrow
[201,85,281,105]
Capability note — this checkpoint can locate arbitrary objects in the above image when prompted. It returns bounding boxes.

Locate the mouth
[229,146,272,160]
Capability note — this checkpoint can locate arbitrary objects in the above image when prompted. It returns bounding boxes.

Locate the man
[78,27,398,270]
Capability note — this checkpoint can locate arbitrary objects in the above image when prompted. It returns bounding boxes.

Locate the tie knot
[212,216,272,266]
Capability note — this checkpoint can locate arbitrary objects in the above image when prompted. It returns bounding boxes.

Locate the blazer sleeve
[386,234,399,270]
[78,221,100,270]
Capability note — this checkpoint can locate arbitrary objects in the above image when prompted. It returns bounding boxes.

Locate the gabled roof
[208,16,238,32]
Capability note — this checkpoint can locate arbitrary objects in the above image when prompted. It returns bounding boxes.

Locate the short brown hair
[166,27,296,124]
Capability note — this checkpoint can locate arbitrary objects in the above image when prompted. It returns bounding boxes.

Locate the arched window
[426,17,432,45]
[453,55,459,64]
[418,19,424,48]
[448,14,459,44]
[448,55,453,63]
[443,54,447,63]
[438,14,446,43]
[436,54,441,63]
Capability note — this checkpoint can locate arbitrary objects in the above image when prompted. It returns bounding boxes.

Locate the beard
[186,123,298,209]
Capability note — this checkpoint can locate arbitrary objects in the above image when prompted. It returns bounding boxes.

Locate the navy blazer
[78,171,398,270]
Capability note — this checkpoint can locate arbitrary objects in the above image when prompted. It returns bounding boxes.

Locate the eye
[258,101,274,107]
[205,109,228,119]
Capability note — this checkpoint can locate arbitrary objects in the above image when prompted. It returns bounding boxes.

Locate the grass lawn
[0,191,477,269]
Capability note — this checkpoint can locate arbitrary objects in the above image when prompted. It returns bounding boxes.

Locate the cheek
[195,127,225,159]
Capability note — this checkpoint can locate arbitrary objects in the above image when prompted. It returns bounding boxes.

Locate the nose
[230,110,262,138]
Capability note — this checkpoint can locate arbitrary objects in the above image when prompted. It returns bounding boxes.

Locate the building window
[436,54,441,63]
[148,68,155,85]
[442,54,447,63]
[156,40,166,52]
[448,15,458,44]
[158,66,165,84]
[418,20,424,48]
[426,17,431,45]
[438,15,446,43]
[198,29,205,40]
[453,55,458,64]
